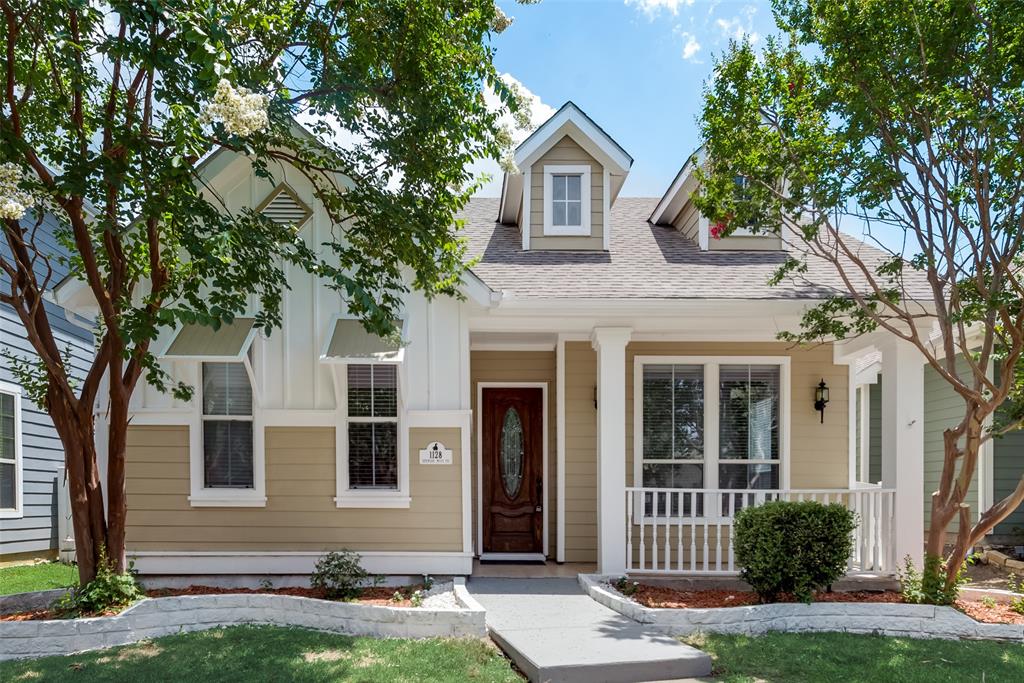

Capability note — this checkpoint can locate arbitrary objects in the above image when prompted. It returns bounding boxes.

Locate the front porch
[467,316,925,580]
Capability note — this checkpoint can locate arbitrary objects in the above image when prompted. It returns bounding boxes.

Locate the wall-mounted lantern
[814,379,830,423]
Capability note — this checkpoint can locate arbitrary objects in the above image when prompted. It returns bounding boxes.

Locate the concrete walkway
[467,577,711,683]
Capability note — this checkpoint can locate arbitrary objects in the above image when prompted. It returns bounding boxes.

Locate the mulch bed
[955,598,1024,625]
[0,584,428,621]
[615,582,1023,625]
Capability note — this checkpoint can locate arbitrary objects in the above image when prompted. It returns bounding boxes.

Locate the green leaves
[3,0,520,401]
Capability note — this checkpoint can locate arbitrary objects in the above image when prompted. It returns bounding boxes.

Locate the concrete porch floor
[472,560,597,578]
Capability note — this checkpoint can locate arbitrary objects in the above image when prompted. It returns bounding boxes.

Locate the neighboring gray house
[854,354,1023,544]
[1,211,93,562]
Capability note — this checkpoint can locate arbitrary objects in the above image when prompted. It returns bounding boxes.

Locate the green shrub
[310,550,369,600]
[55,546,144,617]
[899,554,967,605]
[733,500,857,603]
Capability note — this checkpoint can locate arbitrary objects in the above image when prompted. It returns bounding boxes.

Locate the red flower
[710,221,727,240]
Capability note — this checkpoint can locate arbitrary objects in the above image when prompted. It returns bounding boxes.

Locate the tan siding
[470,351,557,557]
[529,136,605,251]
[624,342,849,490]
[125,425,463,552]
[564,342,598,562]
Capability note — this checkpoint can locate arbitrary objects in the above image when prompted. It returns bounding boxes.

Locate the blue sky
[480,0,782,198]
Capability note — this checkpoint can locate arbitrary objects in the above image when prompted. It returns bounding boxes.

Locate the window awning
[320,319,404,363]
[162,318,257,361]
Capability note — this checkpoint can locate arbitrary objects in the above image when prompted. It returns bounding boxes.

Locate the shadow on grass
[0,625,520,682]
[688,631,1024,683]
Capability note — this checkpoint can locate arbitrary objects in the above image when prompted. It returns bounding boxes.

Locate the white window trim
[0,381,24,519]
[632,355,791,522]
[188,344,266,507]
[332,362,410,509]
[543,164,591,236]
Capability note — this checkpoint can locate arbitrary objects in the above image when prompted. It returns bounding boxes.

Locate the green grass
[690,631,1024,682]
[0,562,78,595]
[0,625,521,682]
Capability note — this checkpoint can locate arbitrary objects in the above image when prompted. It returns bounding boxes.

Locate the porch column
[591,327,632,575]
[879,338,925,569]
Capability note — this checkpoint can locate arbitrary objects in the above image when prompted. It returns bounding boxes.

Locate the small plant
[733,500,857,604]
[1007,574,1024,615]
[613,576,640,597]
[54,546,144,617]
[979,595,997,609]
[258,577,274,591]
[423,574,434,591]
[900,555,967,606]
[391,590,404,603]
[310,549,369,600]
[409,589,424,607]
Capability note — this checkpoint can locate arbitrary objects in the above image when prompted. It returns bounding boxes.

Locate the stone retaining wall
[579,575,1023,642]
[0,581,486,661]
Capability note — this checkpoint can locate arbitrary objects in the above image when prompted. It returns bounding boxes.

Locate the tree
[1,0,529,584]
[695,0,1023,596]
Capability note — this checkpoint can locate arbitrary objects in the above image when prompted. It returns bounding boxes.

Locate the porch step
[467,578,712,683]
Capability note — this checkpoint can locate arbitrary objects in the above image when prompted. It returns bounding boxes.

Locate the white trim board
[129,551,475,576]
[475,382,549,559]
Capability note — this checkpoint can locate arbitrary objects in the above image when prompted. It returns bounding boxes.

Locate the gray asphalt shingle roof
[459,197,932,302]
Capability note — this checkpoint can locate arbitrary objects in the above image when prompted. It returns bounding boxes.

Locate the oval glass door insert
[500,407,524,498]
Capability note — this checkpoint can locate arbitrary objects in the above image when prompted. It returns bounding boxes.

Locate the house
[1,212,93,564]
[57,103,960,579]
[853,351,1024,545]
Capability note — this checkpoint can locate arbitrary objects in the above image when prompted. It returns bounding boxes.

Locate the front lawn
[691,631,1024,682]
[0,625,520,682]
[0,562,78,595]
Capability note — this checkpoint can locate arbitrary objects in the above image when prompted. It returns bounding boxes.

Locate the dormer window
[732,175,756,236]
[543,165,591,236]
[552,174,582,227]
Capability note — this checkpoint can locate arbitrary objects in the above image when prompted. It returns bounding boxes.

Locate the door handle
[535,477,543,512]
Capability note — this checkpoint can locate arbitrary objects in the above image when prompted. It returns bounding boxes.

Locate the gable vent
[259,185,312,227]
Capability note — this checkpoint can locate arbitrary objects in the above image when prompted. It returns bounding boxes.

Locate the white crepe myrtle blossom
[200,79,269,137]
[0,163,35,220]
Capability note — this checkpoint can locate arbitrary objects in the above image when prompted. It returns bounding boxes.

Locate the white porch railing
[625,487,896,575]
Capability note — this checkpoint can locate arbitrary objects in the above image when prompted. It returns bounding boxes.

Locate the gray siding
[868,381,882,484]
[993,363,1024,537]
[922,359,979,534]
[1,211,95,558]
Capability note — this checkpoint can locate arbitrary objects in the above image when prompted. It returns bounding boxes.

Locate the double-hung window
[543,165,591,235]
[345,364,399,490]
[636,358,786,518]
[0,383,22,518]
[201,362,254,489]
[552,174,582,228]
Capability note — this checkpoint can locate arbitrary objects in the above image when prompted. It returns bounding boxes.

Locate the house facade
[60,103,951,578]
[1,212,92,563]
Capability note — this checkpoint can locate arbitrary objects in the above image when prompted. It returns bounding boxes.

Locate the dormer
[498,102,632,251]
[650,149,782,252]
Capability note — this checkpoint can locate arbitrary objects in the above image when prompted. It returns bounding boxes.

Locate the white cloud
[715,8,760,45]
[624,0,695,19]
[678,31,702,61]
[469,74,556,197]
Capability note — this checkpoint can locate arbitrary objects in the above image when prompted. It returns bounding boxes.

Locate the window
[730,175,758,236]
[543,165,591,236]
[0,385,22,518]
[551,174,582,227]
[201,362,254,489]
[345,364,399,490]
[718,365,780,490]
[635,357,788,517]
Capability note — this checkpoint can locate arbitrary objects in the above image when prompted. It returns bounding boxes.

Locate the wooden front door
[482,387,544,555]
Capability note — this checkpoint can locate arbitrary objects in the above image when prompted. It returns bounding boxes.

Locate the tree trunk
[47,387,109,585]
[106,389,130,573]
